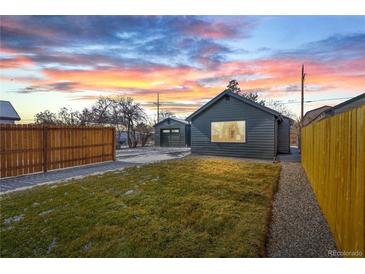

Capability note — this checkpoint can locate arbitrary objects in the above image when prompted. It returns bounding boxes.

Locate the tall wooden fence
[0,124,116,178]
[302,105,365,256]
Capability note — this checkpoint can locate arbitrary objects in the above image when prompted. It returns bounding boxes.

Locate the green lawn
[0,157,280,257]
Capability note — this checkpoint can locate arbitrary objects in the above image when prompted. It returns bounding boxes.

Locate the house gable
[187,89,281,122]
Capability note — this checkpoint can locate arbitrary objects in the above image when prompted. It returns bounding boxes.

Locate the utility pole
[299,64,306,152]
[156,92,160,123]
[301,64,306,126]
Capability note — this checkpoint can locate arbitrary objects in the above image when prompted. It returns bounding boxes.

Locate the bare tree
[91,97,113,124]
[241,91,266,106]
[58,107,80,125]
[227,80,241,94]
[114,97,146,148]
[265,100,295,119]
[227,80,265,105]
[33,96,151,149]
[34,110,59,125]
[159,110,175,120]
[136,122,153,147]
[75,108,94,125]
[35,108,94,125]
[109,99,126,132]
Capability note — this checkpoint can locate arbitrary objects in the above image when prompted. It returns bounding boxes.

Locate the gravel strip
[267,162,340,257]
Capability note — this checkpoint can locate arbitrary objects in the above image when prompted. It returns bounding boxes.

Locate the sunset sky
[1,16,364,123]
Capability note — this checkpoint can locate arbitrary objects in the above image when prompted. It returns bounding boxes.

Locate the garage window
[171,129,180,133]
[211,121,246,143]
[162,129,170,133]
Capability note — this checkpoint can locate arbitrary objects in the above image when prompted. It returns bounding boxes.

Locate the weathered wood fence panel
[302,105,365,256]
[0,125,116,178]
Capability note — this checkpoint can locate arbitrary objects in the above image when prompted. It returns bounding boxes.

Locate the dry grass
[0,158,280,257]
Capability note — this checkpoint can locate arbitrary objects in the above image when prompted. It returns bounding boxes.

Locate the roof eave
[153,117,189,127]
[0,116,21,121]
[186,90,229,121]
[330,92,365,111]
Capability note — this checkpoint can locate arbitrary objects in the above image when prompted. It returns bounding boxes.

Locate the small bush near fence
[0,124,115,178]
[302,105,364,257]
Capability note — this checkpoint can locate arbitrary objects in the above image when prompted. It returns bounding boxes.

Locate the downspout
[273,115,282,162]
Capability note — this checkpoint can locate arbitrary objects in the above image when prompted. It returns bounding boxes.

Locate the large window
[211,121,246,143]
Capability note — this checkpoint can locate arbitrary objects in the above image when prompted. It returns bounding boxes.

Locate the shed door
[161,129,180,147]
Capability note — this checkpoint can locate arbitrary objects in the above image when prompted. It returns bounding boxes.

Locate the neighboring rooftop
[303,105,332,126]
[153,116,189,127]
[303,92,365,126]
[0,101,21,121]
[323,92,365,116]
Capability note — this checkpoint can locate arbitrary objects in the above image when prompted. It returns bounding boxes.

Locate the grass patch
[0,157,280,257]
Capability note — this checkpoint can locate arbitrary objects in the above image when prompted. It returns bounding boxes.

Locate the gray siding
[274,118,278,156]
[277,117,290,154]
[190,96,276,159]
[185,124,191,146]
[154,119,188,147]
[0,119,15,124]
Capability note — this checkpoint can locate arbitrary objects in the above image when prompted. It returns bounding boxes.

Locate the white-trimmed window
[162,129,180,134]
[211,121,246,143]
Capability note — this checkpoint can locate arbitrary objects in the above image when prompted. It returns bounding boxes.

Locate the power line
[154,92,160,123]
[281,96,352,104]
[301,64,305,126]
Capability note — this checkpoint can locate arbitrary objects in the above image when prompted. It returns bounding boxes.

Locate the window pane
[162,129,170,133]
[211,121,246,143]
[171,129,180,133]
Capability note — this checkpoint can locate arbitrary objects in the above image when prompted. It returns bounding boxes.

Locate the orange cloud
[11,54,364,117]
[0,56,33,69]
[28,59,365,96]
[0,47,34,69]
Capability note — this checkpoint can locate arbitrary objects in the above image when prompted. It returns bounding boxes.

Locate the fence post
[43,125,48,172]
[112,127,116,161]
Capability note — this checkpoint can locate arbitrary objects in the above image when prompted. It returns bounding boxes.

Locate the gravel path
[267,162,340,257]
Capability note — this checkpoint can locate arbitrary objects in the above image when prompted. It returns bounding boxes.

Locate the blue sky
[1,16,364,122]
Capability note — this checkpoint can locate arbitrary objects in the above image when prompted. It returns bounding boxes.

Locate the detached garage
[186,89,292,160]
[154,117,191,147]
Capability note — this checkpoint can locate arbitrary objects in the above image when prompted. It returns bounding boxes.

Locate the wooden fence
[0,124,116,178]
[302,105,365,256]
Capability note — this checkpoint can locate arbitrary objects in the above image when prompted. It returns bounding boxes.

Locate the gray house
[0,101,21,124]
[154,117,191,147]
[302,105,331,126]
[186,90,292,160]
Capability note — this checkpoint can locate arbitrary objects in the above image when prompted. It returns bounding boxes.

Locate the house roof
[323,92,365,116]
[303,105,331,126]
[153,117,189,127]
[186,89,287,121]
[0,101,21,121]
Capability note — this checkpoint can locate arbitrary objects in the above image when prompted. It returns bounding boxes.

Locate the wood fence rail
[302,105,365,257]
[0,124,116,178]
